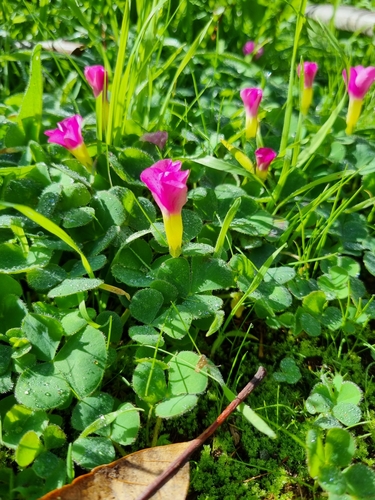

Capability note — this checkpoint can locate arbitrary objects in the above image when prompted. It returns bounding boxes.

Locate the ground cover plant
[1,0,375,498]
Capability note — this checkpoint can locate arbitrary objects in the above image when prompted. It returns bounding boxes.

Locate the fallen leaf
[39,442,190,500]
[13,41,85,56]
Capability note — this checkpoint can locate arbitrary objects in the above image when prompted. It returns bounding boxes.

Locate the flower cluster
[45,41,375,262]
[45,65,109,172]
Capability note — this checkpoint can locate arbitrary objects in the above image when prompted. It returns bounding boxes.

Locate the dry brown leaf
[38,442,190,500]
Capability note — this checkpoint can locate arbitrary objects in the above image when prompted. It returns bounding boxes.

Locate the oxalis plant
[1,0,375,498]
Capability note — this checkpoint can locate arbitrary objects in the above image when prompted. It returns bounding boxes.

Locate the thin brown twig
[135,366,267,500]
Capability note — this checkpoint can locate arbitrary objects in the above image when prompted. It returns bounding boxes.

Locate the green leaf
[302,291,327,315]
[306,385,333,414]
[59,183,91,210]
[314,414,342,430]
[153,307,192,340]
[306,429,325,478]
[156,257,190,298]
[110,402,140,446]
[112,263,153,288]
[300,311,321,337]
[150,280,179,304]
[43,425,66,450]
[182,243,215,257]
[343,463,375,498]
[318,465,347,495]
[22,313,64,362]
[0,243,51,274]
[72,437,115,469]
[71,393,114,433]
[190,257,234,293]
[206,310,225,337]
[0,345,12,375]
[0,201,94,277]
[181,295,223,319]
[364,252,375,277]
[122,191,156,231]
[2,405,48,449]
[0,369,13,394]
[193,156,254,178]
[155,394,198,418]
[129,289,164,324]
[15,363,71,410]
[48,278,104,298]
[288,276,318,299]
[17,45,42,142]
[91,191,126,229]
[15,430,43,467]
[273,358,301,384]
[0,275,22,299]
[337,382,362,405]
[321,307,342,331]
[325,428,355,468]
[111,240,153,288]
[132,362,167,405]
[182,209,203,242]
[129,325,163,346]
[54,326,107,399]
[168,352,208,396]
[222,385,276,438]
[61,310,90,336]
[62,207,95,228]
[330,266,349,288]
[32,451,60,478]
[332,402,361,426]
[96,311,123,343]
[27,265,67,292]
[231,211,276,237]
[265,267,296,285]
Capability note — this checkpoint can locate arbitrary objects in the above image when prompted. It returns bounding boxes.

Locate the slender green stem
[267,0,307,212]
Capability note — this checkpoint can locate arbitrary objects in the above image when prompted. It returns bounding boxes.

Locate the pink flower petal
[343,65,375,100]
[140,131,168,149]
[240,88,263,117]
[297,62,318,88]
[243,41,263,59]
[140,159,189,215]
[243,41,256,56]
[255,147,277,171]
[84,65,108,98]
[45,115,84,150]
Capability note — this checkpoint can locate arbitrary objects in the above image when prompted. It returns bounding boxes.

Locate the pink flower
[140,160,189,216]
[342,66,375,134]
[297,62,318,88]
[45,115,93,172]
[240,88,263,117]
[297,62,318,115]
[255,147,277,180]
[140,131,168,149]
[84,65,108,98]
[343,66,375,100]
[140,160,190,258]
[45,115,84,149]
[243,41,264,59]
[240,88,263,139]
